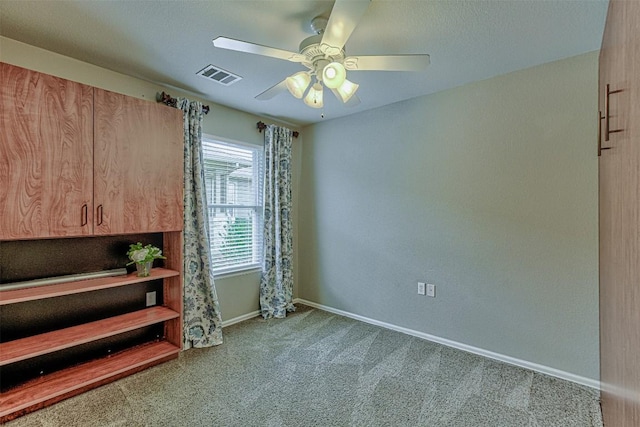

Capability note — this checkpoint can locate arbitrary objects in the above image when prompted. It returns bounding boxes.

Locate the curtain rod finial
[156,91,209,114]
[257,121,298,138]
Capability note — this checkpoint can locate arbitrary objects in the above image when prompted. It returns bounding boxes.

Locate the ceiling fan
[212,0,430,109]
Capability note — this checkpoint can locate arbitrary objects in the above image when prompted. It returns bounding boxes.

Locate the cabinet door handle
[605,83,624,142]
[81,203,88,226]
[598,111,612,156]
[97,204,103,226]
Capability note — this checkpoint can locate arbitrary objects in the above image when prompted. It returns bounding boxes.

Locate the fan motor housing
[299,34,345,71]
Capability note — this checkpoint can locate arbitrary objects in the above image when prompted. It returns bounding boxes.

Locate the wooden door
[0,63,93,240]
[599,0,640,425]
[93,89,183,235]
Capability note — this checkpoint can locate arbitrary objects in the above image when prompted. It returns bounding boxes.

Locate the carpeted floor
[6,305,603,426]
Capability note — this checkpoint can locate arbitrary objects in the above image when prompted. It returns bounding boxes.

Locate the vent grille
[196,64,242,86]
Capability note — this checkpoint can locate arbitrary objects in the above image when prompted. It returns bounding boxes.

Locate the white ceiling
[0,0,608,126]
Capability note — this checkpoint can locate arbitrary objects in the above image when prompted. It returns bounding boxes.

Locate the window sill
[213,266,261,280]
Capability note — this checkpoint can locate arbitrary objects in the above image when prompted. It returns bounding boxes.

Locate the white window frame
[201,134,264,277]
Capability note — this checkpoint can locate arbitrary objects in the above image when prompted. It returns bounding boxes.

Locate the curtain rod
[156,91,210,114]
[257,121,299,138]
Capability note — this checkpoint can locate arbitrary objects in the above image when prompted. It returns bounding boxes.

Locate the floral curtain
[179,98,223,348]
[260,125,295,318]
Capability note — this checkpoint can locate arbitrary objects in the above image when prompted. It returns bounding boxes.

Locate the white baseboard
[293,298,600,390]
[222,310,261,328]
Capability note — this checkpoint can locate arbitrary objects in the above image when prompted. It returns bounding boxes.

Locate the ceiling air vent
[196,64,242,86]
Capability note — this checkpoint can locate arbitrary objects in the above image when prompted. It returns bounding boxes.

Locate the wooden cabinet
[0,63,94,239]
[0,64,185,421]
[0,64,184,240]
[94,89,183,235]
[598,1,640,425]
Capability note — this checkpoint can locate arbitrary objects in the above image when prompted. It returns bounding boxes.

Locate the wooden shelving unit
[0,65,184,422]
[0,232,183,423]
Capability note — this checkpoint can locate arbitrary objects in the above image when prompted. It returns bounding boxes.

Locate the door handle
[605,84,623,142]
[97,204,103,226]
[81,203,88,226]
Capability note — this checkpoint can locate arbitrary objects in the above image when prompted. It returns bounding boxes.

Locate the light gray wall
[1,36,301,323]
[299,52,599,380]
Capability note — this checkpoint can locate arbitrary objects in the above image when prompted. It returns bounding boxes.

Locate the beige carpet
[6,305,603,426]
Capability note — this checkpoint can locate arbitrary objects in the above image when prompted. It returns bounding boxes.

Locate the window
[202,136,264,275]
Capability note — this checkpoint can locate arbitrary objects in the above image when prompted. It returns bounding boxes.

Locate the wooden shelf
[0,306,179,366]
[0,340,180,421]
[0,268,179,305]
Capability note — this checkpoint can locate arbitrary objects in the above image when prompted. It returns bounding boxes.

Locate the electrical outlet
[417,282,426,295]
[426,283,436,297]
[146,291,157,307]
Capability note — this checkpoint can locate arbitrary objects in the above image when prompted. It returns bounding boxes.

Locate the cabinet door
[93,89,183,234]
[0,63,93,240]
[599,0,640,425]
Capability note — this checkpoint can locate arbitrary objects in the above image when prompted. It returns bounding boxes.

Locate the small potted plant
[126,242,166,277]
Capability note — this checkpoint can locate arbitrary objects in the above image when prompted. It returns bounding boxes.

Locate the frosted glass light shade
[322,62,346,89]
[304,83,324,108]
[285,72,311,99]
[334,79,359,103]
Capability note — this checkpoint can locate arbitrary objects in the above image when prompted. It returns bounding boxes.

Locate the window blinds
[202,138,264,274]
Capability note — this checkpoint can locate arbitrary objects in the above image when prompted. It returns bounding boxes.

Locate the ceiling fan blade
[255,79,288,101]
[320,0,371,56]
[213,36,305,62]
[344,54,431,72]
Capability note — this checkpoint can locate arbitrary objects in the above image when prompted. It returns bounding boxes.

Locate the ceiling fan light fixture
[322,62,346,89]
[285,71,311,99]
[304,83,324,108]
[335,79,359,103]
[213,1,432,114]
